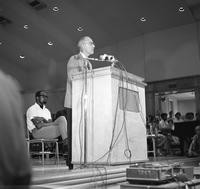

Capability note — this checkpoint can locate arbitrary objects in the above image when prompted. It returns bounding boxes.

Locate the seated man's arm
[31,117,52,129]
[41,117,52,123]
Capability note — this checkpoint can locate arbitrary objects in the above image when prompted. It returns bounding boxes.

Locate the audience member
[159,113,170,134]
[188,126,200,157]
[157,113,169,155]
[174,112,183,122]
[0,70,31,188]
[168,119,175,131]
[168,110,174,119]
[185,112,194,121]
[157,114,179,155]
[195,112,200,121]
[26,90,70,168]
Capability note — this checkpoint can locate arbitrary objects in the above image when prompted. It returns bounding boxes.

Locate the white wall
[160,96,178,115]
[95,22,200,82]
[144,23,200,81]
[177,99,196,115]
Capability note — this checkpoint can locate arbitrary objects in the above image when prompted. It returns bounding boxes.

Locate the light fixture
[48,41,53,46]
[52,6,59,12]
[0,41,3,45]
[19,55,25,59]
[23,24,29,29]
[179,7,184,12]
[77,26,84,32]
[140,17,146,22]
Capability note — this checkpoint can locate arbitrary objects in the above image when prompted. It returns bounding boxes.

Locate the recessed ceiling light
[19,55,25,59]
[179,7,184,12]
[52,6,59,12]
[77,26,84,32]
[140,17,146,22]
[48,41,53,46]
[24,24,29,29]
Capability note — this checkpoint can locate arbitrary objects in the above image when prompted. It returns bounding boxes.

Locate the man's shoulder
[68,54,82,64]
[192,134,199,141]
[27,103,37,112]
[44,106,51,113]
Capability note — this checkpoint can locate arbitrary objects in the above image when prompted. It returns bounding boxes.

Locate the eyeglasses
[39,94,48,98]
[85,41,95,46]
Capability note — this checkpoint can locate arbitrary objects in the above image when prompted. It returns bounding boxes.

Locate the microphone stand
[83,59,89,166]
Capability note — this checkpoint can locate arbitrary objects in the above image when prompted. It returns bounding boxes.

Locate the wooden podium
[71,66,148,165]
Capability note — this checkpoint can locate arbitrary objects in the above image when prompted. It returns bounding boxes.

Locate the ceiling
[0,0,199,72]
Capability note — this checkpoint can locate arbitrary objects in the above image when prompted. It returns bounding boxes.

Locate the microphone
[85,54,118,67]
[99,54,118,62]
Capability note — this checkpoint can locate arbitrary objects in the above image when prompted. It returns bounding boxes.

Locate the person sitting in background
[168,119,180,146]
[185,112,194,121]
[168,110,174,119]
[159,113,171,134]
[188,126,200,157]
[0,70,31,188]
[26,90,70,168]
[156,113,169,155]
[157,114,177,155]
[174,112,183,122]
[195,112,200,121]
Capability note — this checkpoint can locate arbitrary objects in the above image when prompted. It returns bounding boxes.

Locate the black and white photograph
[1,0,200,188]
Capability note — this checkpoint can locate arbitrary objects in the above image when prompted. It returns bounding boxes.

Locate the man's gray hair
[77,36,90,49]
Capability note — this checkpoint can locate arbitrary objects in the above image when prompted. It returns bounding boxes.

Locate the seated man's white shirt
[159,120,169,130]
[26,103,52,132]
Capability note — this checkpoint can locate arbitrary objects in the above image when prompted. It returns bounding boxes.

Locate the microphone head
[99,54,116,62]
[99,54,107,61]
[109,55,115,61]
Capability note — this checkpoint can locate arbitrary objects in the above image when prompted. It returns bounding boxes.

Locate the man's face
[162,114,167,121]
[37,91,48,105]
[82,37,95,56]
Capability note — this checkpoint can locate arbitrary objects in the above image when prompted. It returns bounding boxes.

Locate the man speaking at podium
[64,36,95,108]
[63,36,95,168]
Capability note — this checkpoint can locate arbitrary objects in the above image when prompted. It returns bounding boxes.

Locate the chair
[23,117,59,166]
[147,134,157,158]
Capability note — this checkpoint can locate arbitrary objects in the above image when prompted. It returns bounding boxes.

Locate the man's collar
[80,51,87,58]
[35,102,45,109]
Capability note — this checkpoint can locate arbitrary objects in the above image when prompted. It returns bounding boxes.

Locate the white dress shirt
[26,103,52,132]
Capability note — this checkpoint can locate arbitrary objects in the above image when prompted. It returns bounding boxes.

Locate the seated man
[26,90,70,167]
[188,125,200,157]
